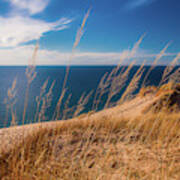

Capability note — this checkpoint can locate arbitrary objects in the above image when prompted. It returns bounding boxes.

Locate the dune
[0,94,157,154]
[0,92,179,179]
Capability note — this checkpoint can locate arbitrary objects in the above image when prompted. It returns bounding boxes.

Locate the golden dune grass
[0,91,180,179]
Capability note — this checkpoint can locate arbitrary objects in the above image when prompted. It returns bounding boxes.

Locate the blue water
[0,66,175,128]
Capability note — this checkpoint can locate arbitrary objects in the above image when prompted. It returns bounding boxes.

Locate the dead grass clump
[143,83,180,113]
[138,85,157,97]
[156,81,174,96]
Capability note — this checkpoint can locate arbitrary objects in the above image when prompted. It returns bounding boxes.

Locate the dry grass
[4,78,17,127]
[92,35,146,110]
[0,105,179,179]
[53,8,91,121]
[38,80,55,122]
[22,42,39,124]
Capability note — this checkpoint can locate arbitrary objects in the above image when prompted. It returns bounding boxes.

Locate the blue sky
[0,0,179,65]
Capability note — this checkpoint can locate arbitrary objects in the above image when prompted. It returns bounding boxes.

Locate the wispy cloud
[0,0,73,47]
[124,0,156,10]
[0,16,72,47]
[7,0,49,15]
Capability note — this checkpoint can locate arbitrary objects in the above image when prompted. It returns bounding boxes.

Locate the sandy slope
[0,95,157,154]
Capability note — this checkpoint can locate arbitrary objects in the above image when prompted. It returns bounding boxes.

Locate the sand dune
[0,94,157,154]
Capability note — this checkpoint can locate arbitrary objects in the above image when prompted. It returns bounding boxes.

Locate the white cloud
[0,0,73,47]
[0,16,72,47]
[0,45,177,65]
[125,0,156,10]
[8,0,49,15]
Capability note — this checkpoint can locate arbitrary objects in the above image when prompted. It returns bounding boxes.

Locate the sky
[0,0,180,65]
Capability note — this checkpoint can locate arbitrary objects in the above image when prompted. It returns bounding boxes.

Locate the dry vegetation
[0,82,180,179]
[0,8,180,180]
[0,98,180,179]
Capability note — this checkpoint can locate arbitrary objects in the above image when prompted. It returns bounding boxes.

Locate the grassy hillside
[0,85,180,179]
